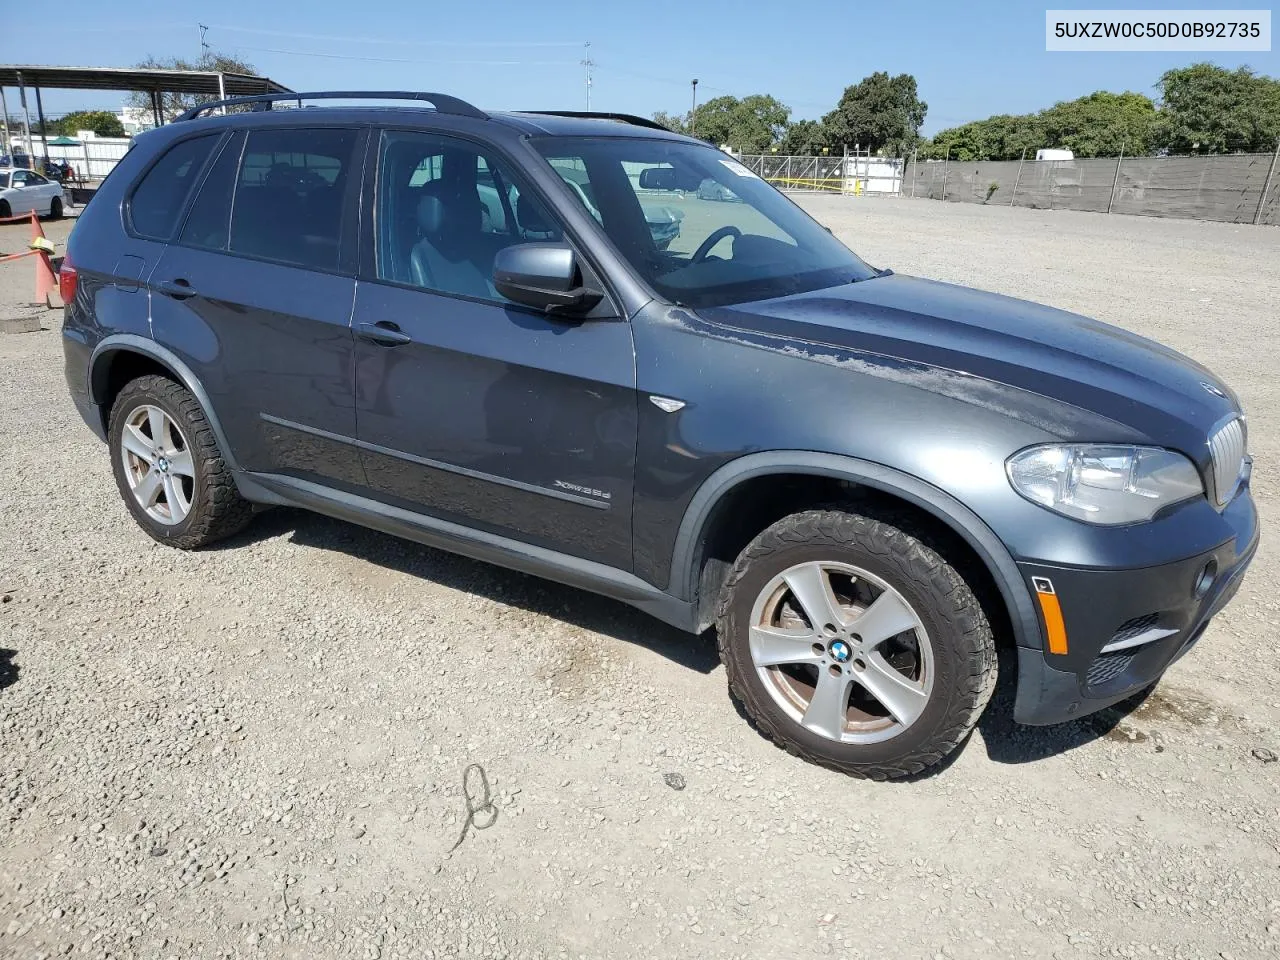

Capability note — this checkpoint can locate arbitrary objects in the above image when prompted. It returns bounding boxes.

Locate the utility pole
[581,42,593,111]
[198,23,210,63]
[690,79,699,136]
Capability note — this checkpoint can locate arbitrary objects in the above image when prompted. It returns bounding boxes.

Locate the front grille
[1087,650,1136,688]
[1109,613,1158,646]
[1208,417,1246,506]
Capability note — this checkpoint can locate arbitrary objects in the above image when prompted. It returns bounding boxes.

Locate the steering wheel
[691,225,742,264]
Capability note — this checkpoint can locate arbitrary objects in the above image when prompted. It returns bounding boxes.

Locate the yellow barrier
[763,176,849,193]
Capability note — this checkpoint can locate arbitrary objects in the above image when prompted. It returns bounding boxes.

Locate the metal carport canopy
[0,65,291,96]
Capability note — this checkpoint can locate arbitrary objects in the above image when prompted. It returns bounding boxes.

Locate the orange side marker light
[1032,576,1069,655]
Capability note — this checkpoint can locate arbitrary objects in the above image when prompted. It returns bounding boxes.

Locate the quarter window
[228,128,358,272]
[179,133,243,251]
[129,135,220,240]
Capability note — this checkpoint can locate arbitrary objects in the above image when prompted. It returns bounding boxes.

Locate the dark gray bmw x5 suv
[61,91,1258,779]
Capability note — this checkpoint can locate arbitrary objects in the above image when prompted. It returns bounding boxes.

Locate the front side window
[228,128,358,272]
[375,130,561,302]
[0,173,9,189]
[129,135,220,240]
[533,137,874,308]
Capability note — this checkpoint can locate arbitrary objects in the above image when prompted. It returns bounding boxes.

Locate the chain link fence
[740,148,1280,226]
[902,149,1280,225]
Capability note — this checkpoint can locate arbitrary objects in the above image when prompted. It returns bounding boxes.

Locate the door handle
[357,321,412,346]
[154,278,198,299]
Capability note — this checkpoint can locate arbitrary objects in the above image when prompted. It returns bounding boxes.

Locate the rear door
[147,125,368,488]
[19,170,57,213]
[349,128,638,569]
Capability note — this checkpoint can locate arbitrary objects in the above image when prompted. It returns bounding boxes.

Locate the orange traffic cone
[28,210,60,309]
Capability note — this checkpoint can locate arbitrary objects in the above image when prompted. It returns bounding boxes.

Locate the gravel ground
[1,198,1278,960]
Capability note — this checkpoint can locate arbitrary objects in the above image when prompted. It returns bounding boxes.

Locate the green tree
[922,90,1157,160]
[1039,91,1157,156]
[53,110,126,138]
[822,72,927,156]
[1156,63,1280,154]
[651,110,688,134]
[127,52,259,122]
[690,94,790,153]
[778,119,828,155]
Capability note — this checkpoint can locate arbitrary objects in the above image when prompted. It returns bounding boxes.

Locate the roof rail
[519,111,672,132]
[175,90,488,123]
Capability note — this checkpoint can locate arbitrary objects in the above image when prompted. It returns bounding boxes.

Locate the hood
[700,273,1239,454]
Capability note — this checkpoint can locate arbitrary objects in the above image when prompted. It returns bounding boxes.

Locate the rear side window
[129,135,220,239]
[228,128,358,272]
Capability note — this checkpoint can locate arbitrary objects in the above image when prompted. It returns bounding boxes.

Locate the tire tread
[109,375,253,549]
[716,507,997,780]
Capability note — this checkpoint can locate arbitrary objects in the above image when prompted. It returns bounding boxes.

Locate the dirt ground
[1,197,1278,960]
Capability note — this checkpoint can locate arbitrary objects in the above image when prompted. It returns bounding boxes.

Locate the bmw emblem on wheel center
[829,640,851,663]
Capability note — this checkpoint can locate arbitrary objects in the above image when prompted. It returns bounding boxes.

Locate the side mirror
[493,243,602,314]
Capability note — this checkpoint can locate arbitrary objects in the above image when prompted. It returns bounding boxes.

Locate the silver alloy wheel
[748,561,934,744]
[119,405,195,525]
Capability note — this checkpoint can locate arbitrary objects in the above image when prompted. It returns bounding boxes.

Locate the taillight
[58,255,78,304]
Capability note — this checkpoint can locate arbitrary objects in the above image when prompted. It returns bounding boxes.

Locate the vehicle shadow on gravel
[216,509,720,674]
[974,647,1149,768]
[0,647,18,692]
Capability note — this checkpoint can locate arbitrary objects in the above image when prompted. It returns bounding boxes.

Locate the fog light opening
[1193,559,1218,600]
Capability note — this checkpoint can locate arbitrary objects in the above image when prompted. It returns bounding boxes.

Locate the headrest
[517,194,552,234]
[418,194,445,234]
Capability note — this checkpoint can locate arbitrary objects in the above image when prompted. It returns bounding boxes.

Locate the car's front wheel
[717,508,996,780]
[108,375,253,549]
[48,196,62,219]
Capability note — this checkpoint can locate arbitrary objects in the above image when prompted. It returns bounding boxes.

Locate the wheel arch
[669,451,1041,650]
[89,334,242,473]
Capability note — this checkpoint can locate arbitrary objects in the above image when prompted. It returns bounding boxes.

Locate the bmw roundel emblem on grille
[829,640,851,663]
[1201,381,1227,398]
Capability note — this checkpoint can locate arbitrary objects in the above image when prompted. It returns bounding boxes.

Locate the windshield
[532,137,875,308]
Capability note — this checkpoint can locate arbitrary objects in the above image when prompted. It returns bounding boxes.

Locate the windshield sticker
[719,159,761,179]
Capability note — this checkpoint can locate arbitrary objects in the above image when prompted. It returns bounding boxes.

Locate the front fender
[666,450,1042,652]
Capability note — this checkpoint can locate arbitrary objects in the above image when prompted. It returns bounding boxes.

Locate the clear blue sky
[7,0,1277,135]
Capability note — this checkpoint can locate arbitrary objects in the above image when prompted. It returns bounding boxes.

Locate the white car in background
[0,168,66,220]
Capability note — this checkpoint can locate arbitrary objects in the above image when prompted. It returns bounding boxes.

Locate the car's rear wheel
[108,375,253,549]
[717,508,996,780]
[48,196,62,219]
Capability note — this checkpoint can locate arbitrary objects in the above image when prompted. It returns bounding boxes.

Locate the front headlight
[1006,444,1204,525]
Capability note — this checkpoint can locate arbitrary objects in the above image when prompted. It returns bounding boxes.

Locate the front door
[350,129,637,570]
[147,126,367,488]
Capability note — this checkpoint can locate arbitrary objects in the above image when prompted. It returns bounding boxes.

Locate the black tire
[108,375,253,549]
[717,508,996,780]
[0,200,10,219]
[48,196,62,220]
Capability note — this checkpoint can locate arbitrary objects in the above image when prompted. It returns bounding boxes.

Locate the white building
[117,106,156,136]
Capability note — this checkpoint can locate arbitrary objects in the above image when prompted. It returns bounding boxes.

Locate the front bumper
[1013,484,1259,725]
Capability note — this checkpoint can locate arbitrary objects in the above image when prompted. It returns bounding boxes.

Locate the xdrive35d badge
[61,90,1258,779]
